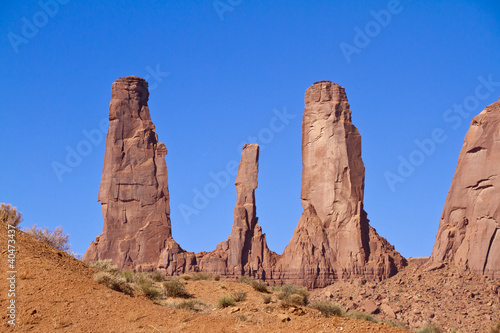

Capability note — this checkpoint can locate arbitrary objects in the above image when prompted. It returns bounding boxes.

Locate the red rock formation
[86,77,405,287]
[431,98,500,279]
[83,76,182,271]
[274,81,406,288]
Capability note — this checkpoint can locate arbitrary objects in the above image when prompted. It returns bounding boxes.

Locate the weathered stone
[431,98,500,279]
[83,76,182,271]
[274,81,406,288]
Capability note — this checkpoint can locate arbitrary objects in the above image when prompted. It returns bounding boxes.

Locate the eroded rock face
[83,76,180,271]
[275,81,406,288]
[85,78,405,287]
[431,98,500,279]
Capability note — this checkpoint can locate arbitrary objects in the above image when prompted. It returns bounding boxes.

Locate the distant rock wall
[431,98,500,279]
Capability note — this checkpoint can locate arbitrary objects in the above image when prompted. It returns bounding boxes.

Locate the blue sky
[1,0,499,259]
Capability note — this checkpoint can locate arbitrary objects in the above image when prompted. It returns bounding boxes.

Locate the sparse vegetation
[383,320,408,329]
[262,295,272,304]
[231,290,247,302]
[180,274,192,280]
[165,300,208,312]
[214,274,221,281]
[120,270,134,283]
[309,301,344,317]
[217,296,236,308]
[275,284,309,306]
[416,322,443,333]
[239,276,269,293]
[491,321,500,333]
[150,270,165,282]
[191,272,211,281]
[89,259,118,274]
[93,271,133,296]
[23,225,71,253]
[0,203,23,227]
[133,272,154,285]
[346,310,378,323]
[136,280,162,300]
[163,278,191,298]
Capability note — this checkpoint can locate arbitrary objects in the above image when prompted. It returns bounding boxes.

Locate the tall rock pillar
[277,81,406,287]
[83,76,174,271]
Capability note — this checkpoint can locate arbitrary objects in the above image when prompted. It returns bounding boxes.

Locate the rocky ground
[0,224,407,333]
[311,260,500,332]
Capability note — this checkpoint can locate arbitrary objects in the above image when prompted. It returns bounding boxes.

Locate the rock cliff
[431,98,500,279]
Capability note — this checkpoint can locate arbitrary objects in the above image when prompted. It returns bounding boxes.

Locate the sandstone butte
[431,97,500,279]
[85,77,407,287]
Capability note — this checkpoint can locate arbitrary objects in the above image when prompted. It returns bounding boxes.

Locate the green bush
[191,272,211,281]
[276,284,309,306]
[416,322,443,333]
[262,295,272,304]
[93,271,133,296]
[0,203,23,227]
[120,270,134,283]
[231,290,247,302]
[136,281,162,300]
[163,278,191,298]
[89,259,118,274]
[309,301,344,317]
[23,225,71,253]
[346,311,378,323]
[216,296,235,308]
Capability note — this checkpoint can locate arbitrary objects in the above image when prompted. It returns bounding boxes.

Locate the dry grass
[163,278,191,298]
[309,301,344,317]
[216,296,235,309]
[0,203,23,227]
[23,225,71,253]
[231,290,247,302]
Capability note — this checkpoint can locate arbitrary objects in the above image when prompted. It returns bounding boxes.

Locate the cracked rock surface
[431,97,500,279]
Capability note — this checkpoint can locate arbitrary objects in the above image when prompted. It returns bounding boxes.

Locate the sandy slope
[0,223,407,332]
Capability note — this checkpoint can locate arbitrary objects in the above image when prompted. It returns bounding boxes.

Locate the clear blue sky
[1,0,499,259]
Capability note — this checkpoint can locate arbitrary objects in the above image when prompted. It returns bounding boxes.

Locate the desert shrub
[231,290,247,302]
[346,310,378,323]
[120,270,134,283]
[383,320,408,329]
[214,274,221,281]
[239,276,269,293]
[163,278,191,298]
[180,274,192,280]
[262,295,272,304]
[23,225,71,252]
[239,275,254,284]
[309,301,344,317]
[150,270,165,282]
[89,259,118,274]
[93,271,133,296]
[216,296,235,308]
[276,284,309,306]
[491,321,500,333]
[133,272,153,285]
[166,300,208,312]
[136,280,162,300]
[191,272,211,281]
[0,203,23,227]
[416,322,443,333]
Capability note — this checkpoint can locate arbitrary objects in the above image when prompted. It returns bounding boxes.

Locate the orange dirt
[0,223,407,332]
